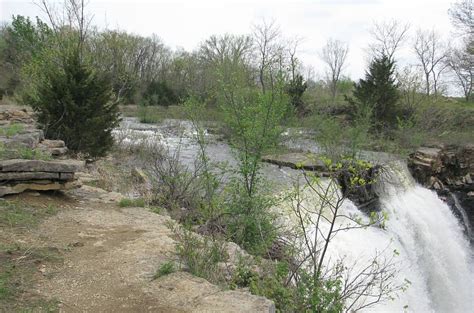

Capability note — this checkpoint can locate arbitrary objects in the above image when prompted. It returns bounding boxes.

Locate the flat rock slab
[262,152,327,172]
[0,171,73,181]
[0,180,79,197]
[0,159,84,173]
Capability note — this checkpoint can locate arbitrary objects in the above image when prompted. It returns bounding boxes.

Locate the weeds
[0,201,58,228]
[0,143,52,161]
[0,244,61,311]
[118,197,146,208]
[153,261,176,279]
[0,123,25,137]
[174,227,228,284]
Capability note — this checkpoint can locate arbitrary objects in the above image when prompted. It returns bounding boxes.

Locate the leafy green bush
[141,80,178,106]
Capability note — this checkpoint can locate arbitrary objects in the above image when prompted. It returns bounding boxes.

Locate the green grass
[0,143,53,161]
[16,147,53,160]
[0,123,25,137]
[153,261,176,279]
[149,206,164,214]
[0,201,58,228]
[118,197,146,208]
[0,244,61,311]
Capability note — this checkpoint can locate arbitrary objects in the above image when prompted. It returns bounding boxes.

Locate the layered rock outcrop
[408,144,474,238]
[0,108,83,196]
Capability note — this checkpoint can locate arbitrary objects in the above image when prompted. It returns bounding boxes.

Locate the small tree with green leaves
[217,59,289,254]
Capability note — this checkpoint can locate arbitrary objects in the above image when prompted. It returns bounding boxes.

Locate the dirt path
[8,187,273,312]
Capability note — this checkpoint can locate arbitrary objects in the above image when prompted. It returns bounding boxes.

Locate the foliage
[184,98,225,224]
[0,15,52,96]
[153,261,176,279]
[347,54,400,131]
[218,61,288,254]
[286,74,307,114]
[0,201,58,228]
[24,49,120,158]
[174,227,228,283]
[137,104,162,124]
[141,80,178,106]
[118,198,146,208]
[0,123,24,137]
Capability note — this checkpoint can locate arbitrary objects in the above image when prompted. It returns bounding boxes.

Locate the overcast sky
[1,0,457,80]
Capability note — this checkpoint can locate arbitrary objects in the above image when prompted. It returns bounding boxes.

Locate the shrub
[142,80,178,106]
[24,50,120,158]
[137,105,161,124]
[174,227,228,283]
[118,198,146,208]
[153,261,176,279]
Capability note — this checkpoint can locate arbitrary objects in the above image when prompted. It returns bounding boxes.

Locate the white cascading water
[320,163,474,312]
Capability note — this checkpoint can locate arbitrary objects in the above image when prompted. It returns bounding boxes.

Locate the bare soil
[0,186,272,313]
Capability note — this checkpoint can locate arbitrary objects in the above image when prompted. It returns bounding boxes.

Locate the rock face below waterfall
[262,152,381,212]
[408,144,474,233]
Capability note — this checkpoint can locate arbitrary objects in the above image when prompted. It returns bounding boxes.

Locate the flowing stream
[115,118,474,312]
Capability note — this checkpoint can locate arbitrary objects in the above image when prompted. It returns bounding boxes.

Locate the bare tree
[369,19,410,60]
[287,36,304,81]
[449,0,474,36]
[320,38,349,100]
[413,29,448,96]
[200,34,253,66]
[397,65,425,111]
[252,19,282,94]
[36,0,92,55]
[446,41,474,101]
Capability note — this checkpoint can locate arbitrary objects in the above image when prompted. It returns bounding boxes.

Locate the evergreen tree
[25,50,120,158]
[286,74,308,115]
[348,54,400,130]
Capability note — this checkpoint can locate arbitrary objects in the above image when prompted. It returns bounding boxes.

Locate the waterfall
[301,162,474,312]
[365,163,473,311]
[380,185,474,312]
[451,192,473,241]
